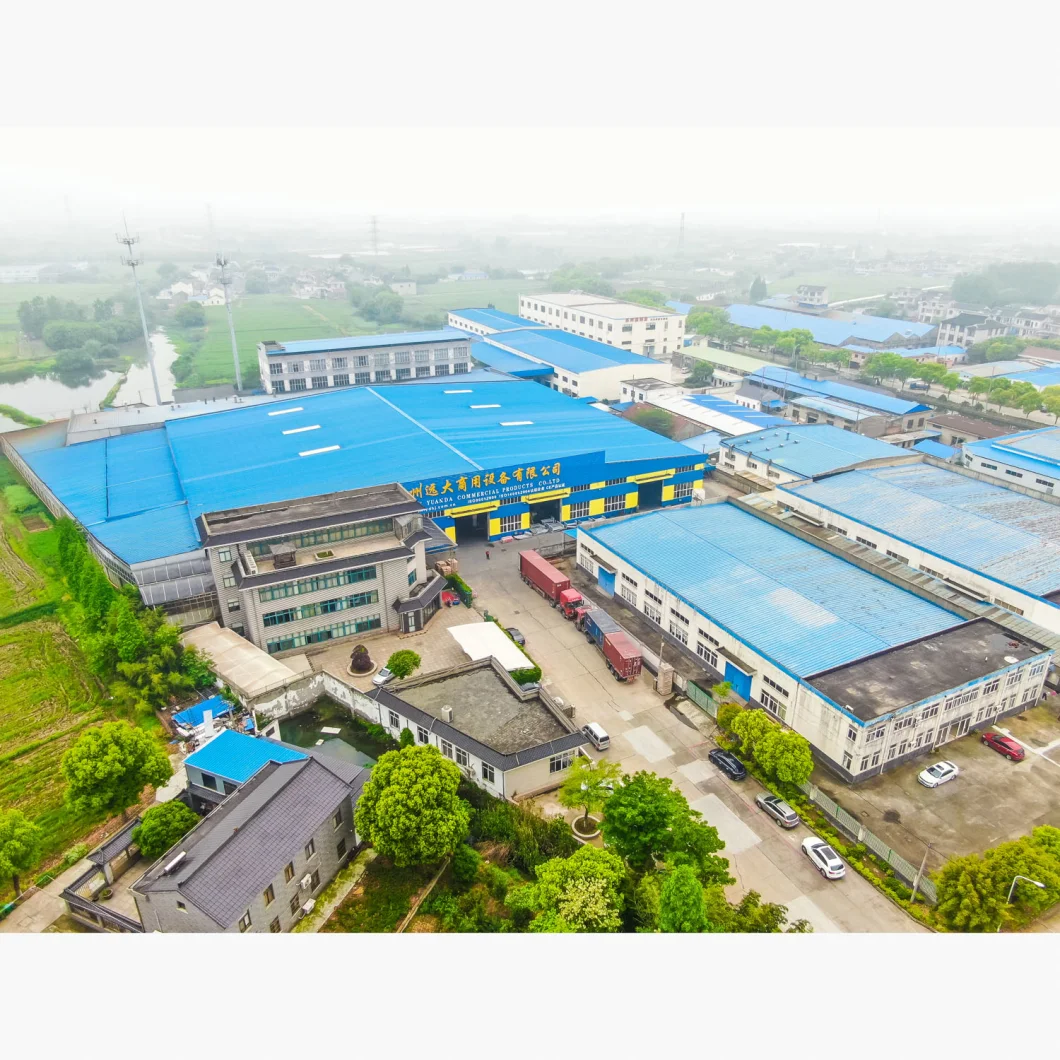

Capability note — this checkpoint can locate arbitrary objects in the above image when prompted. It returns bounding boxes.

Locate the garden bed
[321,857,438,933]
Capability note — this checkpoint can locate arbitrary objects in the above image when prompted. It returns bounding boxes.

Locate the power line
[116,217,161,404]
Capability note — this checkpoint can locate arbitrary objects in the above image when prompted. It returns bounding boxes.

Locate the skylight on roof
[444,389,473,394]
[471,404,500,409]
[299,445,340,457]
[282,424,321,435]
[268,407,304,416]
[500,421,533,426]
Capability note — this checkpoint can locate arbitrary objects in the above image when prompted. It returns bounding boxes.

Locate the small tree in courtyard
[755,728,815,787]
[0,809,42,896]
[730,709,778,760]
[355,745,470,867]
[132,800,199,861]
[349,645,373,673]
[558,754,622,834]
[385,650,421,680]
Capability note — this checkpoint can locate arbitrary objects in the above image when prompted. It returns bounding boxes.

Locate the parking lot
[814,701,1060,875]
[457,537,923,933]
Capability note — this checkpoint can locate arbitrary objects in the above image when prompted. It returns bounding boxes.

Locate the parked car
[372,667,394,687]
[581,722,610,751]
[802,837,845,879]
[708,748,747,780]
[506,627,526,646]
[917,760,959,788]
[981,732,1025,761]
[755,793,799,829]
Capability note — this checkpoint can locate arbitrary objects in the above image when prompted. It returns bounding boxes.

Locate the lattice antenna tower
[116,217,162,404]
[216,252,242,390]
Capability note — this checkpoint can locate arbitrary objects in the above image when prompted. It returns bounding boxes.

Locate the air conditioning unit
[441,705,453,723]
[300,873,313,889]
[298,898,315,918]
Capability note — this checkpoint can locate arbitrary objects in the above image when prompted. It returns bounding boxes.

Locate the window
[407,568,417,586]
[761,690,784,718]
[388,709,400,729]
[434,364,450,376]
[696,642,718,668]
[217,547,232,563]
[332,357,347,370]
[619,583,637,607]
[417,726,429,744]
[239,910,252,933]
[1030,661,1046,676]
[333,808,343,829]
[310,870,320,890]
[922,704,939,720]
[842,752,853,770]
[1006,670,1022,688]
[482,762,496,784]
[604,494,624,513]
[305,839,316,860]
[762,675,789,698]
[226,598,241,613]
[266,614,382,654]
[289,378,307,391]
[416,365,432,377]
[855,536,877,549]
[980,462,997,470]
[549,750,575,773]
[309,358,326,371]
[333,373,350,387]
[1035,478,1054,488]
[859,756,869,772]
[353,371,371,385]
[644,602,661,624]
[499,514,521,534]
[673,482,693,500]
[354,355,369,367]
[414,350,430,364]
[455,747,469,768]
[337,837,347,858]
[270,917,281,934]
[394,351,410,365]
[433,348,450,361]
[847,726,858,743]
[264,884,275,906]
[668,620,688,645]
[375,369,392,381]
[290,894,300,916]
[1005,469,1023,478]
[984,678,1000,696]
[395,368,411,380]
[177,901,187,912]
[569,501,590,519]
[222,574,236,589]
[885,550,910,564]
[261,590,380,627]
[270,362,284,376]
[440,739,453,759]
[373,352,390,367]
[284,862,295,883]
[869,726,886,741]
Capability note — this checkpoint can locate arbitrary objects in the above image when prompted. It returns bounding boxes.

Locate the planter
[571,816,601,841]
[347,661,378,678]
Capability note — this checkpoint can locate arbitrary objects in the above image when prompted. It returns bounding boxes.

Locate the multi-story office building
[257,329,472,394]
[516,293,686,360]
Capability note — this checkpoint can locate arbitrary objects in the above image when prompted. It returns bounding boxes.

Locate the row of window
[271,347,468,373]
[248,520,393,557]
[385,708,498,784]
[257,564,376,603]
[266,614,381,654]
[269,364,469,391]
[262,590,379,628]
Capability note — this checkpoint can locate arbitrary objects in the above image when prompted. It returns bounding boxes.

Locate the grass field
[402,278,546,316]
[766,271,949,303]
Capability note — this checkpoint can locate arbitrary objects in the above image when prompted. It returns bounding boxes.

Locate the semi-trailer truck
[580,608,643,681]
[519,549,584,618]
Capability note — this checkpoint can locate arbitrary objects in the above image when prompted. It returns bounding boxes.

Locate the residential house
[935,313,1006,349]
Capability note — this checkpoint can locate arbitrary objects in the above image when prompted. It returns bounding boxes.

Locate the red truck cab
[559,587,584,618]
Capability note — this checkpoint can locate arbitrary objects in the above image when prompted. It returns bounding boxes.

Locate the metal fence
[799,781,936,904]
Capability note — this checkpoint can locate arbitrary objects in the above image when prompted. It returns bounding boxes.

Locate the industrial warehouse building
[725,303,936,349]
[447,309,675,400]
[576,503,1051,782]
[256,328,473,394]
[7,377,703,641]
[775,461,1060,636]
[962,425,1060,497]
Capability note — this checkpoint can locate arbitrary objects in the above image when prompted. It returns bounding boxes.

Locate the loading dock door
[597,567,616,596]
[724,661,752,700]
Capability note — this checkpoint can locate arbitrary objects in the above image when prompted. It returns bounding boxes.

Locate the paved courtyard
[457,538,924,933]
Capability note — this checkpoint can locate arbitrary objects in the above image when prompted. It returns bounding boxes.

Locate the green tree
[526,845,627,932]
[93,298,114,322]
[622,288,669,308]
[774,328,816,367]
[398,727,415,749]
[62,722,172,821]
[385,650,421,679]
[131,800,199,860]
[988,378,1014,411]
[557,754,622,832]
[3,484,38,513]
[245,270,269,294]
[549,265,615,297]
[354,745,470,866]
[156,262,180,283]
[659,865,711,932]
[755,728,815,786]
[749,276,767,303]
[362,290,404,323]
[716,701,744,733]
[1040,386,1060,423]
[174,302,206,327]
[632,872,661,931]
[941,371,961,394]
[629,407,674,437]
[968,376,993,401]
[708,887,813,933]
[0,809,43,896]
[730,709,778,760]
[112,597,148,663]
[451,842,482,884]
[874,299,899,318]
[752,326,779,352]
[685,360,714,387]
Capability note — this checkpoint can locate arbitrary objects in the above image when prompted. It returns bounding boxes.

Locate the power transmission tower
[116,219,162,404]
[678,212,685,256]
[216,253,242,390]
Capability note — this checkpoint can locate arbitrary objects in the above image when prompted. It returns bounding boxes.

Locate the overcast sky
[2,3,1057,230]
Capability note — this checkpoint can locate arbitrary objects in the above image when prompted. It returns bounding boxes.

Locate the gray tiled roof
[88,816,142,865]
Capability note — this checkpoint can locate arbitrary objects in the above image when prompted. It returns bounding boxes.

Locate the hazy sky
[2,4,1057,230]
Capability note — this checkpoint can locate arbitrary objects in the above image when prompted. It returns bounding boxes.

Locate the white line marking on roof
[268,407,304,416]
[470,404,500,409]
[500,420,533,426]
[444,389,473,394]
[299,445,340,457]
[282,425,321,435]
[364,387,482,471]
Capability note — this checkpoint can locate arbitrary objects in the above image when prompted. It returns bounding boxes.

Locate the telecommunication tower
[116,220,162,404]
[216,253,242,390]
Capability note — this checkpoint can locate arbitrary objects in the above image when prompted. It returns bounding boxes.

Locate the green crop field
[767,271,948,303]
[402,278,546,316]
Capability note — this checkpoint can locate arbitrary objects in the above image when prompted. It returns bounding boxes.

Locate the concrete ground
[814,702,1060,875]
[457,540,923,933]
[0,857,91,934]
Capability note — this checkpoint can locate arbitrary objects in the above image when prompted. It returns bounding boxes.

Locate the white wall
[963,451,1059,498]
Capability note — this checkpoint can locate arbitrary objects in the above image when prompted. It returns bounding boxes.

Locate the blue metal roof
[686,394,789,430]
[792,396,864,422]
[966,427,1060,478]
[913,439,958,459]
[681,431,725,454]
[449,308,540,332]
[666,300,693,314]
[184,729,306,784]
[173,695,231,728]
[842,344,965,360]
[266,328,467,356]
[581,503,962,678]
[485,329,663,375]
[467,341,554,378]
[726,304,935,346]
[749,365,930,416]
[996,365,1060,390]
[23,378,691,565]
[780,463,1060,597]
[726,424,903,478]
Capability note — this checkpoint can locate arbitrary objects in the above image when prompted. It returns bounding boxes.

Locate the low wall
[250,669,383,730]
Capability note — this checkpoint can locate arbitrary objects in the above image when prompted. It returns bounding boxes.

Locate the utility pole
[117,219,162,405]
[216,253,242,390]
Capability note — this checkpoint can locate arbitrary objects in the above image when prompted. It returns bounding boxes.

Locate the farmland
[402,278,547,316]
[766,271,950,303]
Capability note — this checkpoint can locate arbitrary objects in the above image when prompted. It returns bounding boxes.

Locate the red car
[981,732,1025,761]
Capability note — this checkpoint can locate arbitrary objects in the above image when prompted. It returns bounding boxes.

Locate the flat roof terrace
[807,619,1044,722]
[398,666,570,754]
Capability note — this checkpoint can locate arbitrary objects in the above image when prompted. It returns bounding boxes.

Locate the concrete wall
[962,450,1059,498]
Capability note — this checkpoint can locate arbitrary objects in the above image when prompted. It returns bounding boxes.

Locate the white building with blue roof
[576,502,1050,782]
[726,303,937,349]
[776,460,1060,635]
[963,425,1060,497]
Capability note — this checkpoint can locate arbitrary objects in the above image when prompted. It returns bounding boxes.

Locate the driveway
[458,539,924,933]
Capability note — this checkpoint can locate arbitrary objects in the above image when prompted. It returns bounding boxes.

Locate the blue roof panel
[913,439,958,459]
[686,394,789,429]
[966,426,1060,478]
[268,328,467,356]
[998,366,1060,389]
[449,308,540,332]
[485,329,663,374]
[582,503,961,677]
[726,304,935,346]
[184,729,306,784]
[749,365,929,416]
[780,463,1060,597]
[727,424,903,478]
[173,695,231,728]
[467,341,554,378]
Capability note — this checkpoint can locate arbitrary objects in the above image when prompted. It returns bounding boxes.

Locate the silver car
[755,793,799,829]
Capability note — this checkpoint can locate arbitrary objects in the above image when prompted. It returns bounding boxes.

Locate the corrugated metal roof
[792,396,864,421]
[266,327,467,355]
[581,503,962,677]
[184,729,306,784]
[781,463,1060,596]
[173,695,231,728]
[448,308,540,332]
[998,365,1060,390]
[726,304,935,346]
[749,365,930,416]
[467,341,554,378]
[680,431,725,454]
[913,439,958,459]
[727,424,904,478]
[666,300,693,314]
[485,329,664,374]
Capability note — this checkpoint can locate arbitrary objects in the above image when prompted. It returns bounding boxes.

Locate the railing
[62,866,144,933]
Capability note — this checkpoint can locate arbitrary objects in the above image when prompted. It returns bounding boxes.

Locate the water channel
[278,697,393,768]
[0,329,179,431]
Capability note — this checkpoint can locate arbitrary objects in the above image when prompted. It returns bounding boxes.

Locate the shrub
[398,727,415,749]
[485,865,510,901]
[716,701,744,732]
[61,843,89,869]
[452,843,482,884]
[349,645,373,673]
[3,484,39,513]
[510,665,542,685]
[385,650,421,680]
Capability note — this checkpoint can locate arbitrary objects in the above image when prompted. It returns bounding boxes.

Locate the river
[0,329,179,431]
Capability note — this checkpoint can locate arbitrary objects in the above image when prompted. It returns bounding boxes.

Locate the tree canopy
[523,845,628,932]
[0,809,43,895]
[354,745,470,866]
[749,276,767,303]
[659,864,712,932]
[685,359,714,387]
[951,262,1060,307]
[62,722,173,820]
[132,800,199,860]
[173,301,207,327]
[558,754,622,831]
[548,265,615,297]
[384,650,421,679]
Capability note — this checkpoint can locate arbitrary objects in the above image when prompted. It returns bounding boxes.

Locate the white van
[581,722,610,751]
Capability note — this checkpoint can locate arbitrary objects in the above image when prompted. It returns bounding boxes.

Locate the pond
[279,697,392,768]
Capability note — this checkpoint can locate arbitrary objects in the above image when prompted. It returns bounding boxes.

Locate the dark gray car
[506,627,526,646]
[754,793,799,828]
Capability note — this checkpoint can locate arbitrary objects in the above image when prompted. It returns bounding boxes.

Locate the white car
[801,836,845,880]
[918,760,959,788]
[372,667,394,687]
